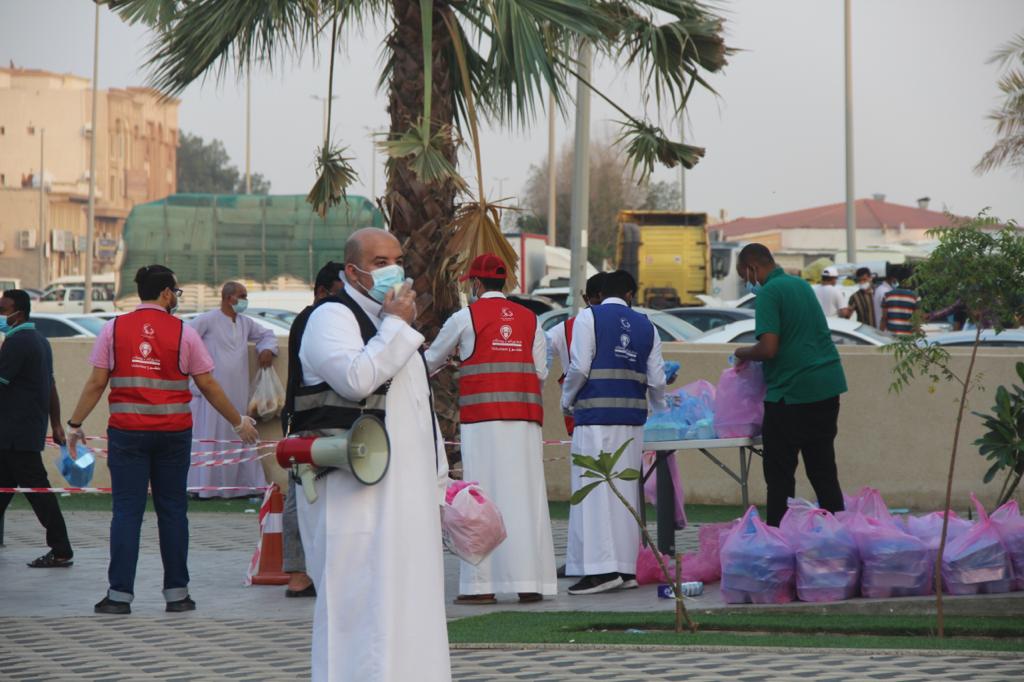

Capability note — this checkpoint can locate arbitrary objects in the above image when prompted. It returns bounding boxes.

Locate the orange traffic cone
[247,483,290,585]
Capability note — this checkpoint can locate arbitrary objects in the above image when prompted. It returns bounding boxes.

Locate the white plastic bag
[248,367,285,421]
[440,481,507,565]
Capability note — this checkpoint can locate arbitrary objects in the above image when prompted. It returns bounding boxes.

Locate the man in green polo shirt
[733,244,847,526]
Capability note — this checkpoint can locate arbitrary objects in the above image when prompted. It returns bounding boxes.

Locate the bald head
[221,281,246,300]
[343,228,405,292]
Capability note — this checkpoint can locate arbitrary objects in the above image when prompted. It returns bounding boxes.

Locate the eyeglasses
[171,288,183,297]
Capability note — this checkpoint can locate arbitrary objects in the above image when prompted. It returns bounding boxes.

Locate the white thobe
[297,283,451,682]
[561,298,666,576]
[813,284,846,317]
[873,281,894,330]
[425,292,556,596]
[545,319,570,375]
[187,309,278,498]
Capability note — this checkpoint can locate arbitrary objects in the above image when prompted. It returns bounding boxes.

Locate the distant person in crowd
[187,282,278,498]
[0,289,74,568]
[561,270,666,595]
[278,261,345,599]
[426,254,556,606]
[67,265,259,614]
[546,272,608,436]
[847,267,876,327]
[733,244,847,527]
[873,267,899,330]
[880,270,921,337]
[812,266,851,318]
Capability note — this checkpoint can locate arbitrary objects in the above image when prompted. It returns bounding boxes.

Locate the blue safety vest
[573,304,654,426]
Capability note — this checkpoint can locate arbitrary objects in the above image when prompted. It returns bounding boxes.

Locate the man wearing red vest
[426,254,556,605]
[67,265,259,615]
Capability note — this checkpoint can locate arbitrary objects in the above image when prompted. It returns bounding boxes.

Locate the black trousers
[761,396,844,527]
[0,449,73,557]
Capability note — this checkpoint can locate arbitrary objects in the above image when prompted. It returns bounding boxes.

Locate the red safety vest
[108,308,193,432]
[559,317,576,435]
[459,297,543,425]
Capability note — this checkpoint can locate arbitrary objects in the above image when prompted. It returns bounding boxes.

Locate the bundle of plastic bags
[843,513,932,598]
[636,543,676,585]
[720,507,795,604]
[440,480,507,566]
[248,367,286,421]
[989,500,1024,591]
[643,380,717,442]
[941,495,1013,595]
[680,521,736,583]
[903,510,973,560]
[713,363,766,438]
[58,443,95,488]
[780,500,860,602]
[839,486,893,523]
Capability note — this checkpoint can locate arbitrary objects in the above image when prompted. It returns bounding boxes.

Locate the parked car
[692,317,894,346]
[179,311,290,337]
[920,329,1024,348]
[537,307,703,342]
[661,306,755,332]
[17,313,98,339]
[506,294,562,316]
[247,308,298,329]
[34,286,116,314]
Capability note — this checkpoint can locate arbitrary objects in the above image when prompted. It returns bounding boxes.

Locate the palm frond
[443,200,521,293]
[987,33,1024,68]
[379,123,469,193]
[307,144,359,218]
[107,0,185,28]
[615,118,705,179]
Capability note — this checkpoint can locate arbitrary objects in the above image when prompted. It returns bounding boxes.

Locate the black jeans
[0,449,73,557]
[761,396,844,527]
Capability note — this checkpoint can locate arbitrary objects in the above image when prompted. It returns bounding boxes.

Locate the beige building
[0,66,179,288]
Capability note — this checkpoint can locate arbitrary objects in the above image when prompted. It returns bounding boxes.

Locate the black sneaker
[618,573,639,589]
[166,596,196,613]
[556,564,567,578]
[94,597,131,615]
[568,573,623,595]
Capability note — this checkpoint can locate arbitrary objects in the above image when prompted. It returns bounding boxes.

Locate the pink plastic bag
[720,506,795,604]
[441,481,507,566]
[679,521,735,583]
[641,451,687,529]
[941,495,1013,595]
[903,511,973,551]
[990,500,1024,591]
[781,508,860,602]
[843,513,931,598]
[838,486,894,524]
[713,363,766,438]
[636,544,678,585]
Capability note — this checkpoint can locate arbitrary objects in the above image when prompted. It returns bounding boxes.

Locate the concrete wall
[41,338,1023,511]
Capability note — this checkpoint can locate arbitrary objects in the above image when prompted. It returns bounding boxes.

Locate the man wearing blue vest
[561,270,666,595]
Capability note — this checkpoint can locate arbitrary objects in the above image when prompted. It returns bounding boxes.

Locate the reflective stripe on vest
[108,309,193,432]
[459,297,543,425]
[574,397,648,410]
[587,368,647,382]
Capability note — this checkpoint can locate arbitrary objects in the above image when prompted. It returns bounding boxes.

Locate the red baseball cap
[459,253,508,281]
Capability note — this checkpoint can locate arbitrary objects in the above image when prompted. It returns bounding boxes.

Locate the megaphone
[275,414,390,503]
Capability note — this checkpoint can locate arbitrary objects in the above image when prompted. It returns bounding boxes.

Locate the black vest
[285,290,389,435]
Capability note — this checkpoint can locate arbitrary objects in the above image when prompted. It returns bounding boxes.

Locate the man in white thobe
[561,270,666,595]
[296,228,450,682]
[187,282,278,498]
[425,253,556,604]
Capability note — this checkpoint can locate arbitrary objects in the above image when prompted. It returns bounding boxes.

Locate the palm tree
[107,0,729,441]
[976,33,1024,175]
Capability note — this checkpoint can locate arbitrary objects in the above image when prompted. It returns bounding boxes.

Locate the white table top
[642,436,763,451]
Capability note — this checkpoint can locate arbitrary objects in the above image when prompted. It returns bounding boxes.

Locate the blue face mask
[356,264,406,303]
[232,299,249,314]
[744,267,761,295]
[0,315,10,335]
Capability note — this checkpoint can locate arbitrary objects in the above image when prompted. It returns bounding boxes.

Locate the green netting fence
[118,193,383,296]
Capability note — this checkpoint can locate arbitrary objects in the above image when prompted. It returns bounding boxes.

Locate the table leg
[739,446,749,509]
[655,451,675,556]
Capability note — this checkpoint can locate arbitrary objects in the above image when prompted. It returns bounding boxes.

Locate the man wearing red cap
[426,253,557,605]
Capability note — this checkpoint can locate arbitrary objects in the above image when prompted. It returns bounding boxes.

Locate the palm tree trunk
[386,0,461,458]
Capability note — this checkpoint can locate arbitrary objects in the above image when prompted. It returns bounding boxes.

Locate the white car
[34,286,116,314]
[691,317,894,346]
[19,313,99,339]
[537,307,703,342]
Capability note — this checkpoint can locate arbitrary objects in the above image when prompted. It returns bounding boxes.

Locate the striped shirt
[881,288,920,336]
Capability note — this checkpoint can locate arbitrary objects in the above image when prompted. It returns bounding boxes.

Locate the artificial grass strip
[447,612,1024,652]
[6,493,262,513]
[547,502,759,523]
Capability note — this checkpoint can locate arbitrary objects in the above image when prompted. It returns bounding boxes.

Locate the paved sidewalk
[1,509,1021,680]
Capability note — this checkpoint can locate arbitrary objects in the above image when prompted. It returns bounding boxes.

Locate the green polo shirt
[754,268,847,404]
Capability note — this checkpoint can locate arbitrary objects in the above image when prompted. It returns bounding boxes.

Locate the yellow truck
[615,210,710,308]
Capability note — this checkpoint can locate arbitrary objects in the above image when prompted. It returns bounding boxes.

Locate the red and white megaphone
[276,414,390,503]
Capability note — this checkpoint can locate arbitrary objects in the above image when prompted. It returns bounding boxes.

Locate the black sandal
[27,550,74,568]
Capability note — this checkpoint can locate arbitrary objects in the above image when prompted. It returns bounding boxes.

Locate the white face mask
[859,282,871,291]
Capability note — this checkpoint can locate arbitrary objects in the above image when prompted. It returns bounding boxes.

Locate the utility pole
[245,64,252,193]
[844,0,857,263]
[547,88,557,246]
[38,129,45,288]
[85,1,99,308]
[569,42,593,317]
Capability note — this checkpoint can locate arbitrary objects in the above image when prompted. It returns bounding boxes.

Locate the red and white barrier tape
[0,485,272,494]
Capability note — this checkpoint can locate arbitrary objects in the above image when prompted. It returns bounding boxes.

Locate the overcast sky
[3,0,1022,224]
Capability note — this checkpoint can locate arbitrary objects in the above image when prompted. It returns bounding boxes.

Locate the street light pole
[38,129,45,288]
[547,88,557,246]
[844,0,857,263]
[569,42,593,317]
[245,64,252,193]
[85,0,99,308]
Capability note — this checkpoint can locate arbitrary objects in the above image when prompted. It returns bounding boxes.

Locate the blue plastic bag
[720,506,796,604]
[643,380,717,442]
[58,443,95,488]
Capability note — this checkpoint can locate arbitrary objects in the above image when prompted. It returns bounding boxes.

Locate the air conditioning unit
[17,230,37,250]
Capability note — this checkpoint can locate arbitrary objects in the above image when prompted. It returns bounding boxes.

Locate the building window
[27,125,35,135]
